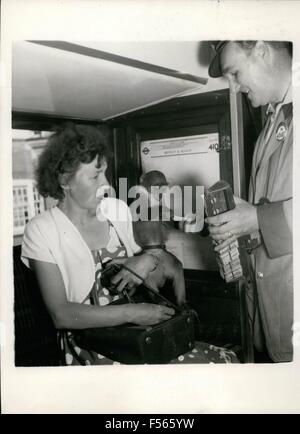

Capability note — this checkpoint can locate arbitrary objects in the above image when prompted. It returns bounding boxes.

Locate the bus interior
[12,40,263,366]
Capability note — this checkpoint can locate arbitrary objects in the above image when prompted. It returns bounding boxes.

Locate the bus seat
[13,243,245,364]
[13,244,62,366]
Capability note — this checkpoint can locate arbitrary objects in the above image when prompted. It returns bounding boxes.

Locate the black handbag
[73,263,196,364]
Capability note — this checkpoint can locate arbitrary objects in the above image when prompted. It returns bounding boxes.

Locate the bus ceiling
[12,40,227,130]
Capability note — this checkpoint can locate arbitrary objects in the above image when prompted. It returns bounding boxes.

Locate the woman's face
[64,156,109,210]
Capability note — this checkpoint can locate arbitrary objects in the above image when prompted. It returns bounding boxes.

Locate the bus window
[12,129,53,244]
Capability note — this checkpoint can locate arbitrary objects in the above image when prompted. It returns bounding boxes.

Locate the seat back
[13,244,61,366]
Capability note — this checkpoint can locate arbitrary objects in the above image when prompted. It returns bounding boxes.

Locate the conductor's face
[220,41,275,107]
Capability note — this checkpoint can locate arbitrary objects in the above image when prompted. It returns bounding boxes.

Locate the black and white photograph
[1,0,300,414]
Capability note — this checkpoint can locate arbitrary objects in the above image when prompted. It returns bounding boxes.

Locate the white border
[1,0,300,414]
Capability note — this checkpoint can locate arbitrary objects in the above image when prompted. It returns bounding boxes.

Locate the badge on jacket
[276,122,287,141]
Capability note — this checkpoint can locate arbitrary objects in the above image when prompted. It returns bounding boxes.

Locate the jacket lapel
[249,103,293,203]
[258,105,291,170]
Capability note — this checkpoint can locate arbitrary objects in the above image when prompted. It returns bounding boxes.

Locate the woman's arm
[30,259,175,329]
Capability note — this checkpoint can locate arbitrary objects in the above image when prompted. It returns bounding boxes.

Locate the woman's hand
[110,253,157,293]
[126,303,175,325]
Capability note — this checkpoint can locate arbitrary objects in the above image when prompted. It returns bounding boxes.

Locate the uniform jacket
[248,87,293,362]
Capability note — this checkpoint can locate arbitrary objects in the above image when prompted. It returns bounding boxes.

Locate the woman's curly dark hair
[36,123,112,200]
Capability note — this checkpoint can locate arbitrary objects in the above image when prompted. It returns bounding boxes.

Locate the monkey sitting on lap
[133,216,186,308]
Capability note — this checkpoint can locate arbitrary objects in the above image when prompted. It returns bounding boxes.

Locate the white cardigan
[21,198,140,303]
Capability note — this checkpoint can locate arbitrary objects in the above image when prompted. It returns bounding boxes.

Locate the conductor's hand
[205,196,259,248]
[110,254,157,293]
[127,303,175,325]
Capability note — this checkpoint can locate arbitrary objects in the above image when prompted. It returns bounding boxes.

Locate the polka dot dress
[168,342,239,364]
[60,225,128,366]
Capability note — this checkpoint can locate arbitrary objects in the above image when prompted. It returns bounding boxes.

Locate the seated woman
[21,123,238,365]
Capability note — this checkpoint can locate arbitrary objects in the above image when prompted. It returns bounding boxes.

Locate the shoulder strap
[108,222,126,248]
